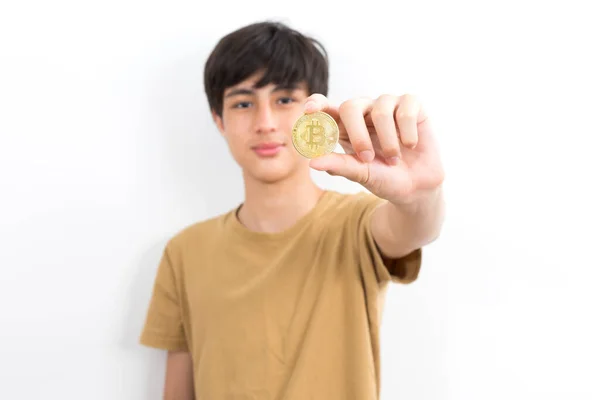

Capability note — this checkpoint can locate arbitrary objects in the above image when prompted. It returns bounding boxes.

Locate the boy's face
[212,72,310,184]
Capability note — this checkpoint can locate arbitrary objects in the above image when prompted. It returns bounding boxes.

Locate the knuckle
[377,93,396,103]
[356,164,371,185]
[370,109,388,123]
[396,109,416,121]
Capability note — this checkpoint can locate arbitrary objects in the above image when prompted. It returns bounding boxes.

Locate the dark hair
[204,21,329,117]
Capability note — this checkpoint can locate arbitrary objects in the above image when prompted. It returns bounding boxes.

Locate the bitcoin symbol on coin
[291,111,339,158]
[303,120,325,149]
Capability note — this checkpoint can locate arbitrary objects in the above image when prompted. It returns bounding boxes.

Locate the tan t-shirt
[139,190,422,399]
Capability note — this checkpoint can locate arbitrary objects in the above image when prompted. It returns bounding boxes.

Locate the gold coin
[291,111,339,158]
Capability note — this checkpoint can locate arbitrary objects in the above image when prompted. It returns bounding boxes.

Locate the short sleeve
[139,245,188,351]
[352,192,422,285]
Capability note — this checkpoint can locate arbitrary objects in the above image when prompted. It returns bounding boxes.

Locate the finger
[371,94,402,164]
[309,153,370,185]
[395,94,421,149]
[339,97,374,162]
[304,93,339,120]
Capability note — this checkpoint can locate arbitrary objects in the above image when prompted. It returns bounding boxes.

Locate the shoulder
[162,209,235,263]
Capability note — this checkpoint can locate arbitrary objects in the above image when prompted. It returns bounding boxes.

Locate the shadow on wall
[121,35,243,398]
[123,240,170,400]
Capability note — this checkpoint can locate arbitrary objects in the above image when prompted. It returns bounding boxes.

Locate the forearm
[163,351,195,400]
[372,186,445,258]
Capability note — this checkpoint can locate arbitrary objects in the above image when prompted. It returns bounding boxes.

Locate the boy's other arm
[163,350,195,400]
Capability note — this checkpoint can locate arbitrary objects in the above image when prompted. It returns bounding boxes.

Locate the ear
[211,109,225,135]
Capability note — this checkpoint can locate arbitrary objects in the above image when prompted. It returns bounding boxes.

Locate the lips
[252,142,284,157]
[254,142,282,150]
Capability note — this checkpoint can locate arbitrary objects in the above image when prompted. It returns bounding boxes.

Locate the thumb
[309,153,369,184]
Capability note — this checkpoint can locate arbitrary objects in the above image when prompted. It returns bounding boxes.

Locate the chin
[244,158,302,184]
[250,166,295,184]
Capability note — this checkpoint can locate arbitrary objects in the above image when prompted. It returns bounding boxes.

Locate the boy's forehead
[224,76,308,96]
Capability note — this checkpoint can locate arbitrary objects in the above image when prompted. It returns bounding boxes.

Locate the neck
[237,168,324,233]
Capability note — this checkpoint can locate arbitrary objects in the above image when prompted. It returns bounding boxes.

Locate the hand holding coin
[296,93,445,205]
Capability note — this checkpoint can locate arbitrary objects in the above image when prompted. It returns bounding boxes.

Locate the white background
[1,0,599,399]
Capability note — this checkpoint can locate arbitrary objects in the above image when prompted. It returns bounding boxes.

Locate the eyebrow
[224,84,299,98]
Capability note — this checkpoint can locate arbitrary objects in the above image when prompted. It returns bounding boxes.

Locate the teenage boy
[140,21,445,399]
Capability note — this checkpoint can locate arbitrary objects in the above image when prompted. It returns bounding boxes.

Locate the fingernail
[387,156,400,165]
[304,101,316,112]
[359,150,374,162]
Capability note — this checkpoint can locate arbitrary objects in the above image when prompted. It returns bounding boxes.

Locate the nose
[254,103,277,134]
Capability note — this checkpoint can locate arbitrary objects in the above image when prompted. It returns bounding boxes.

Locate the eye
[277,97,295,105]
[232,101,252,109]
